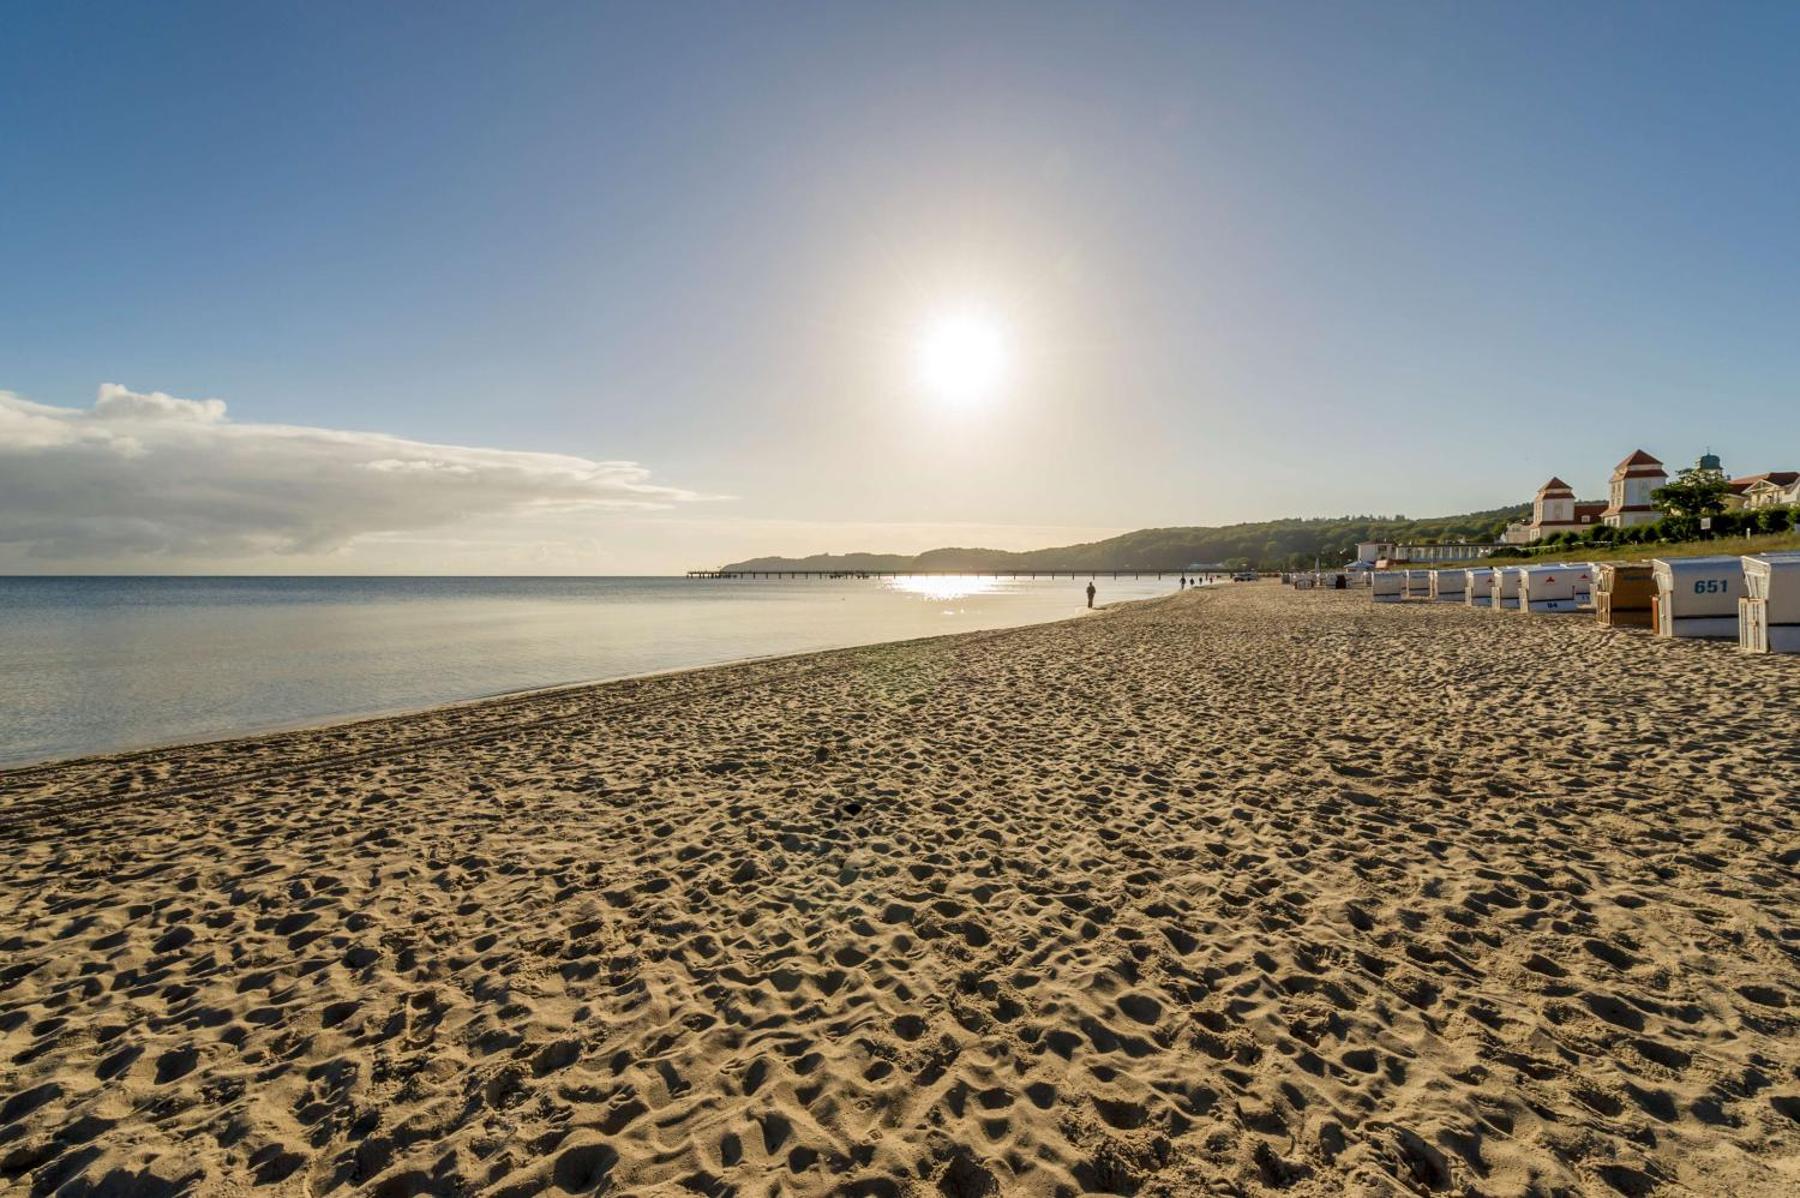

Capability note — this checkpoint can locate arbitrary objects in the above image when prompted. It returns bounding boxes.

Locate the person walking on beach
[1086,580,1097,609]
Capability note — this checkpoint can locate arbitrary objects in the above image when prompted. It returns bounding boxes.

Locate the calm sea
[0,574,1180,766]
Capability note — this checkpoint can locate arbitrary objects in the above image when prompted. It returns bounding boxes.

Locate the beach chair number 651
[1693,579,1727,594]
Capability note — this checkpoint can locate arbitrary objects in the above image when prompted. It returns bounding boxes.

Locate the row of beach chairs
[1367,555,1800,653]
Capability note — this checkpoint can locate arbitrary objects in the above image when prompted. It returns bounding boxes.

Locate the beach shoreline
[0,590,1144,780]
[0,581,1151,775]
[3,584,1796,1196]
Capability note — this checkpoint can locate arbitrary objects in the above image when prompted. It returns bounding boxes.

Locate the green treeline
[721,505,1531,573]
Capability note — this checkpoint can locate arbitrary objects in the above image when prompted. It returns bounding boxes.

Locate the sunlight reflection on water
[881,574,1005,602]
[0,574,1181,763]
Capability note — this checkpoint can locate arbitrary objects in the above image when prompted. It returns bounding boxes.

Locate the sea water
[0,574,1182,765]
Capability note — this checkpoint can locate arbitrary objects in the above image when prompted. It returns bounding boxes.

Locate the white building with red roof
[1600,449,1668,529]
[1502,477,1607,543]
[1729,471,1800,510]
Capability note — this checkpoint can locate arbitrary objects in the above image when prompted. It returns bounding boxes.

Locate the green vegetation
[720,505,1530,573]
[720,499,1800,573]
[1444,506,1800,567]
[1652,461,1732,518]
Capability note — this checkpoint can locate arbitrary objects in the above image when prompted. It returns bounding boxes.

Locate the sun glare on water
[887,574,1001,602]
[916,310,1009,407]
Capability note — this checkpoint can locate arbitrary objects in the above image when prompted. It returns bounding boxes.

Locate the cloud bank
[0,385,706,564]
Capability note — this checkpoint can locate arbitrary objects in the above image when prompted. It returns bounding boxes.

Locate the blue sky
[3,2,1797,571]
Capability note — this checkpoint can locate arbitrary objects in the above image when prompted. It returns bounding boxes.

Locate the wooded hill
[720,505,1530,573]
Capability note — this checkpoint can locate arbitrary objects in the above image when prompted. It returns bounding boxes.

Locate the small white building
[1732,472,1800,511]
[1503,478,1607,543]
[1601,450,1667,529]
[1361,540,1501,565]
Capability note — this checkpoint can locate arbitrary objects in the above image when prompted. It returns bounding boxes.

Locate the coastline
[0,592,1159,798]
[0,583,1153,776]
[3,584,1796,1195]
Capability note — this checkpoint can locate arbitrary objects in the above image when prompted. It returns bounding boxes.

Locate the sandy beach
[3,583,1797,1197]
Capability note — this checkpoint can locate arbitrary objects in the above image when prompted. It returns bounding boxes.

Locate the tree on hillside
[1653,460,1731,518]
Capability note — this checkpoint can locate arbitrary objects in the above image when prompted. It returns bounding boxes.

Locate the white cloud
[0,385,709,564]
[92,382,227,423]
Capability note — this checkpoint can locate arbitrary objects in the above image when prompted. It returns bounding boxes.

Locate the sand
[2,584,1797,1197]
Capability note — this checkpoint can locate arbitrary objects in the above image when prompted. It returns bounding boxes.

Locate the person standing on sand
[1086,581,1097,608]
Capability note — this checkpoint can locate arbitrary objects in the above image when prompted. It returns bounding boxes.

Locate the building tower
[1532,477,1576,530]
[1601,450,1667,529]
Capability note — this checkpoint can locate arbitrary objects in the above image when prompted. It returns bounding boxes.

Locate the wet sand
[2,584,1797,1196]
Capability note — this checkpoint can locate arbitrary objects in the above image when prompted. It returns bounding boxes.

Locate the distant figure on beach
[1086,581,1097,608]
[1179,575,1187,590]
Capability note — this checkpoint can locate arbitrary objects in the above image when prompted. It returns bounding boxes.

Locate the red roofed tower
[1531,477,1577,535]
[1601,450,1666,528]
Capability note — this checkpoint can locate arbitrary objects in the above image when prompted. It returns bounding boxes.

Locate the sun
[916,310,1009,406]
